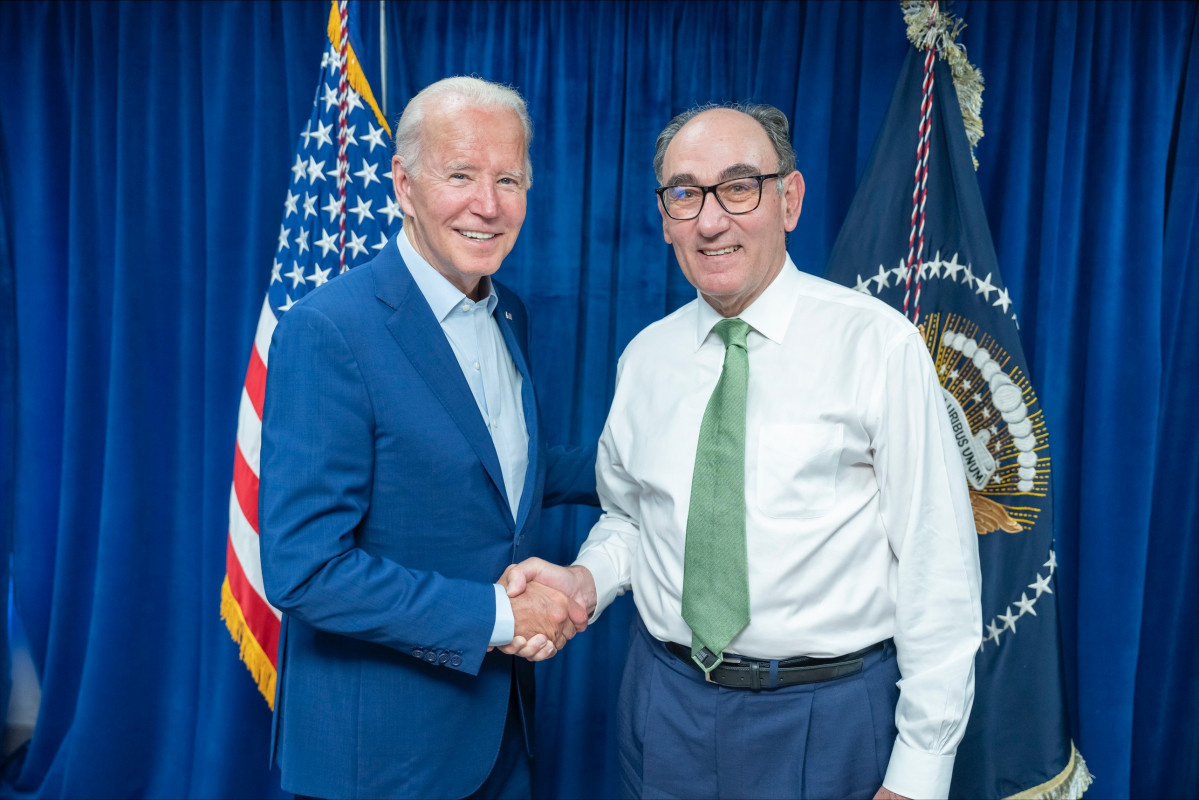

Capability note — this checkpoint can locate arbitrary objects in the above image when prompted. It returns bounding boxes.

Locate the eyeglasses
[655,173,782,220]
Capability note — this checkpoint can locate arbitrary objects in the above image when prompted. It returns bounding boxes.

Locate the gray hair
[653,102,796,186]
[393,76,534,185]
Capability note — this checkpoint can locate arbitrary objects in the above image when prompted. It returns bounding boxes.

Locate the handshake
[493,558,598,662]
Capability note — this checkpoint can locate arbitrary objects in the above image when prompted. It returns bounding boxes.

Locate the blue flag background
[825,37,1085,800]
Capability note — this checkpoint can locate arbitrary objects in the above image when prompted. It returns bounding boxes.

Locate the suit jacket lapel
[494,303,540,534]
[374,246,510,524]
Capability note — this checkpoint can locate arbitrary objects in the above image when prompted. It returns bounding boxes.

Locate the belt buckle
[704,654,739,683]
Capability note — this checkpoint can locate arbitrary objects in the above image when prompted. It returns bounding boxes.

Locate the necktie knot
[714,318,752,350]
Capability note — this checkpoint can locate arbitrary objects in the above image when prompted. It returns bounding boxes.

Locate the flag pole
[379,0,388,121]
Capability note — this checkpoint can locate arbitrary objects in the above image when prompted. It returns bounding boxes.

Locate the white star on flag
[290,155,306,183]
[381,196,403,225]
[349,196,374,224]
[975,271,997,300]
[311,120,334,149]
[873,264,891,290]
[346,231,369,259]
[305,156,326,184]
[363,122,387,152]
[315,228,340,257]
[354,160,381,187]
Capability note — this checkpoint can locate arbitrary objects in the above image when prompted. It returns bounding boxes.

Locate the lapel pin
[505,311,513,320]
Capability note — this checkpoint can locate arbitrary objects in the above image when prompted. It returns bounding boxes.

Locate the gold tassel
[900,0,985,169]
[220,577,278,710]
[326,1,391,132]
[1007,741,1095,800]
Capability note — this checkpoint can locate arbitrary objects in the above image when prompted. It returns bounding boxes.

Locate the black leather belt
[665,640,885,691]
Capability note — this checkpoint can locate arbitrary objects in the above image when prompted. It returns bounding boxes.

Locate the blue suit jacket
[259,239,596,799]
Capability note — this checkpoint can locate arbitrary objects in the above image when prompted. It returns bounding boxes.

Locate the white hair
[392,76,533,184]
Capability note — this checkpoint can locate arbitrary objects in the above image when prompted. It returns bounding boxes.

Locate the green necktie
[681,317,752,673]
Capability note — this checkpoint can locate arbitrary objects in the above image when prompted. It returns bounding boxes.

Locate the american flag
[220,1,399,707]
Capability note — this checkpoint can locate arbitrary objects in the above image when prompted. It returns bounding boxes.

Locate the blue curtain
[1,2,1195,799]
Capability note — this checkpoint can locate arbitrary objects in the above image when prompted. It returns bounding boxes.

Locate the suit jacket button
[439,652,449,664]
[425,651,437,663]
[450,655,462,667]
[412,648,424,659]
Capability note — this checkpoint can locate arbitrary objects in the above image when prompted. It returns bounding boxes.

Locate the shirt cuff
[489,583,515,647]
[571,550,624,623]
[883,738,956,799]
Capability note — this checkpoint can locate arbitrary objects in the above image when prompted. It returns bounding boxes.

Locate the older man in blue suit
[259,76,597,800]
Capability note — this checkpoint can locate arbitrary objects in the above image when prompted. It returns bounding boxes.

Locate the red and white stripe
[225,296,283,673]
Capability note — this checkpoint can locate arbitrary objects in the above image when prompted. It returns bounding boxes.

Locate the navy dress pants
[617,616,900,800]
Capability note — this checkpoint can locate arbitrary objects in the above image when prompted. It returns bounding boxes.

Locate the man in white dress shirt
[503,103,982,800]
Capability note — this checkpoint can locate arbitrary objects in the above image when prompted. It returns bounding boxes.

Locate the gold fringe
[1007,741,1095,800]
[220,576,278,710]
[900,0,985,169]
[327,1,391,133]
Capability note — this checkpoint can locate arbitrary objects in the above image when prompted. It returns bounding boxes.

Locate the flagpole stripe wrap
[336,0,350,274]
[903,0,936,325]
[222,0,398,707]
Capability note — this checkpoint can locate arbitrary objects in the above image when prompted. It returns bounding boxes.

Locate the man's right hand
[506,579,578,658]
[501,558,597,630]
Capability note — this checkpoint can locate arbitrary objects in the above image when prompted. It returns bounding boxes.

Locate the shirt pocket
[756,423,843,519]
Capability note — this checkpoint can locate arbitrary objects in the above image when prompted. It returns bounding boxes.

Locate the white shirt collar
[693,254,801,349]
[396,225,498,322]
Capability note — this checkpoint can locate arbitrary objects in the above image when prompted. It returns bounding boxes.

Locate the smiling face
[659,108,805,317]
[392,102,529,299]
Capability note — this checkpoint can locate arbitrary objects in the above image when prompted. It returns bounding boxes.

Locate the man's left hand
[496,633,557,661]
[506,579,577,657]
[873,787,910,800]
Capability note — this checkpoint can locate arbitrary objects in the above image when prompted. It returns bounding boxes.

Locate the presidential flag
[220,0,400,707]
[824,3,1092,797]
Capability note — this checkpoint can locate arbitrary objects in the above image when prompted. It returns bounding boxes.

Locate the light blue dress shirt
[397,230,526,645]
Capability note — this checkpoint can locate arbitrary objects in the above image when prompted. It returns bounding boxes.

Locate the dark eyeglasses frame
[654,173,782,220]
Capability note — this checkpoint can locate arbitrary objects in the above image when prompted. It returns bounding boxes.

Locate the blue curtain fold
[0,48,16,750]
[1,2,1195,799]
[1,3,326,797]
[1132,8,1199,799]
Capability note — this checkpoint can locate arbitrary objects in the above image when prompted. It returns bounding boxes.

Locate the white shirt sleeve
[573,350,646,623]
[489,583,515,647]
[873,332,983,799]
[573,416,641,622]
